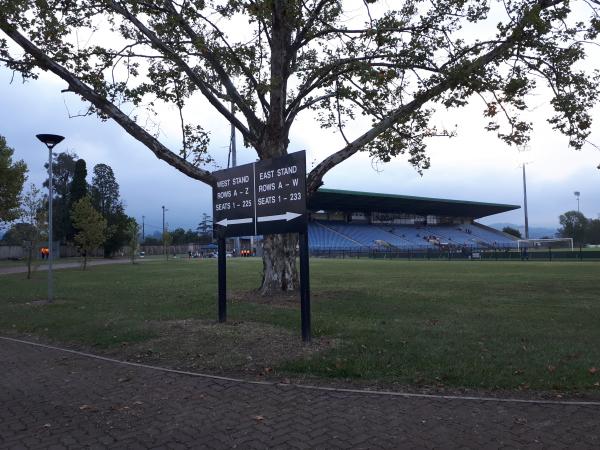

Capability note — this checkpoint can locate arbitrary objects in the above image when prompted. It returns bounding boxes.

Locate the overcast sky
[1,65,599,233]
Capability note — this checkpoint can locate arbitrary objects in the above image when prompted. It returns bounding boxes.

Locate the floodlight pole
[522,164,529,240]
[36,134,65,304]
[142,215,145,241]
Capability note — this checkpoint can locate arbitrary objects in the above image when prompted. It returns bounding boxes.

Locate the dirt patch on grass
[230,289,343,308]
[102,319,338,378]
[230,290,301,308]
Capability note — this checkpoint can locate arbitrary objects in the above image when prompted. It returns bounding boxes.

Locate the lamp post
[574,191,580,213]
[36,134,65,304]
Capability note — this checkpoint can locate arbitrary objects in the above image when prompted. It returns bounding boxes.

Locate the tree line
[558,211,600,246]
[1,135,139,269]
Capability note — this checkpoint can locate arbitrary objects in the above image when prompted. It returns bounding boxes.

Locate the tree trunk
[83,253,87,270]
[26,245,32,279]
[259,233,299,295]
[257,0,296,295]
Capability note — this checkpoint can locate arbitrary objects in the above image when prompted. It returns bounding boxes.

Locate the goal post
[517,238,574,250]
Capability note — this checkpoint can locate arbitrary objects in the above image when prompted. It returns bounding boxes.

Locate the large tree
[586,218,600,244]
[91,163,120,217]
[90,163,132,256]
[18,184,47,279]
[67,158,88,241]
[2,0,599,293]
[44,151,78,243]
[558,210,588,245]
[0,134,27,224]
[71,196,107,269]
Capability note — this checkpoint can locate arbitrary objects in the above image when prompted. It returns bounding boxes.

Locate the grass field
[1,258,599,393]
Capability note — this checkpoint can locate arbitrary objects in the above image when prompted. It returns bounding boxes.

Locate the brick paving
[1,339,599,449]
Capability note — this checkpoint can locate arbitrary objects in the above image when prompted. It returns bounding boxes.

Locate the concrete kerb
[2,335,600,407]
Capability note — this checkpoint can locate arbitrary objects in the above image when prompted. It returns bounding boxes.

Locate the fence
[0,245,23,259]
[309,247,600,261]
[1,243,61,260]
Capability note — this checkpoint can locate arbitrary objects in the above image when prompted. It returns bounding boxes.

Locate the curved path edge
[2,335,598,406]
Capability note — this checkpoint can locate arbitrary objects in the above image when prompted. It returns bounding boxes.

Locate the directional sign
[213,151,307,238]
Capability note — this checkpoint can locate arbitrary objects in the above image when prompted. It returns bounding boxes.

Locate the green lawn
[1,258,599,392]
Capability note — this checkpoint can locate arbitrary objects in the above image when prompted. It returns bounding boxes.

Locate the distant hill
[487,223,557,239]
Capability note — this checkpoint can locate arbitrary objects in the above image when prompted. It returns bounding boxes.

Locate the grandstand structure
[305,188,520,253]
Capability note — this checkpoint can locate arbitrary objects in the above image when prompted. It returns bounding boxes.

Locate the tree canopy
[502,226,522,239]
[44,151,78,243]
[2,0,599,291]
[71,196,107,269]
[0,134,27,224]
[558,210,600,245]
[91,164,120,217]
[558,210,588,245]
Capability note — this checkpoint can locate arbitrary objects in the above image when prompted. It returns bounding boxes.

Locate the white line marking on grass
[2,335,600,406]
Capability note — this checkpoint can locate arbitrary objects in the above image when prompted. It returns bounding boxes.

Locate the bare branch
[105,0,259,145]
[0,19,216,186]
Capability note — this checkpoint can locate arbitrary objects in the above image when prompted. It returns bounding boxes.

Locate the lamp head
[36,134,65,149]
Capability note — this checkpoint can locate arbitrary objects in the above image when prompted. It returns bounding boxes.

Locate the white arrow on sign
[216,217,253,227]
[257,212,302,223]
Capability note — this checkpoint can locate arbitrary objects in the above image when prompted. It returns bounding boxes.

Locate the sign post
[299,230,311,342]
[218,237,227,323]
[213,151,310,342]
[212,151,310,341]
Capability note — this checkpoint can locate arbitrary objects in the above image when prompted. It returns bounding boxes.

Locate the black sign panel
[213,151,307,238]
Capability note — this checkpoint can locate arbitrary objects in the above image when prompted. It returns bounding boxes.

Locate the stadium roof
[308,188,520,219]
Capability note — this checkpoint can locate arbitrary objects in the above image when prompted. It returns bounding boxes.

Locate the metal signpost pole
[299,231,311,343]
[218,237,227,322]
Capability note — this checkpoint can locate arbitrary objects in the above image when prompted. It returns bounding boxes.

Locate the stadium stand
[305,189,520,252]
[308,222,362,249]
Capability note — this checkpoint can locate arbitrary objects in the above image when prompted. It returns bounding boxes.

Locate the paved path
[1,338,599,449]
[0,259,132,275]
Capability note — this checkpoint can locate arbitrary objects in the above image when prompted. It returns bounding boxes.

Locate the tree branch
[105,0,259,145]
[306,0,564,193]
[0,19,216,186]
[163,0,270,118]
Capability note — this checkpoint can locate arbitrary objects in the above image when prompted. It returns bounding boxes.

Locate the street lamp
[36,134,65,304]
[574,191,580,213]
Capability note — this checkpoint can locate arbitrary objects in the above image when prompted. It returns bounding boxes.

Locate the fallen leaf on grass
[547,365,556,373]
[589,367,598,375]
[252,415,265,421]
[79,404,96,411]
